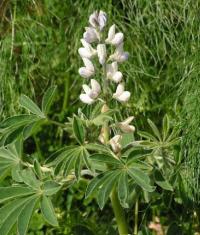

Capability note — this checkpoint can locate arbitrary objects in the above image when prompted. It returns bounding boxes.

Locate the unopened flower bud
[89,11,99,28]
[119,116,135,133]
[109,135,122,153]
[97,44,107,65]
[89,10,107,31]
[101,104,109,113]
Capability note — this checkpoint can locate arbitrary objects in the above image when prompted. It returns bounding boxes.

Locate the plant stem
[134,198,139,235]
[110,188,129,235]
[47,119,66,128]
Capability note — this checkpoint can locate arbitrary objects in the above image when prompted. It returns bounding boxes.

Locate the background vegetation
[0,0,200,234]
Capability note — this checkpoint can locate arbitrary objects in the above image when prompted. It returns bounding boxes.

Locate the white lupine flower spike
[113,83,131,102]
[119,116,135,133]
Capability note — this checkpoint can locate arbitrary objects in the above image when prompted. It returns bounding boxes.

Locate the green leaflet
[33,159,42,179]
[0,196,35,235]
[85,171,116,198]
[97,170,120,209]
[89,153,123,166]
[162,114,170,141]
[20,169,41,190]
[43,181,61,196]
[128,167,155,192]
[40,195,58,226]
[72,116,85,144]
[17,196,38,235]
[154,170,173,191]
[85,143,112,155]
[42,86,57,115]
[0,186,35,203]
[0,114,40,129]
[19,95,45,118]
[147,119,162,141]
[118,171,129,208]
[75,150,83,179]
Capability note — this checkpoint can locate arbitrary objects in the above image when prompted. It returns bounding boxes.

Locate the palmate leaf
[47,145,91,179]
[86,159,155,208]
[0,180,61,235]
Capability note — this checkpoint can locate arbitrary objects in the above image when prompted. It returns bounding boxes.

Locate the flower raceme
[78,10,135,155]
[78,10,130,105]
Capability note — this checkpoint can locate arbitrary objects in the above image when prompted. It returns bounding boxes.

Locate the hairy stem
[111,188,129,235]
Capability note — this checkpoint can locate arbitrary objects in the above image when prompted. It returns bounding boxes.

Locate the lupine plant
[0,10,180,235]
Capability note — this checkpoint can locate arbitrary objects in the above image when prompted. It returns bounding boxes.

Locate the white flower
[89,10,107,31]
[89,11,99,28]
[98,10,107,31]
[119,116,135,133]
[97,44,107,65]
[83,27,100,43]
[109,43,129,63]
[105,24,124,46]
[113,83,130,102]
[80,79,101,105]
[106,62,123,83]
[80,94,95,105]
[78,39,97,59]
[109,135,122,153]
[79,58,95,79]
